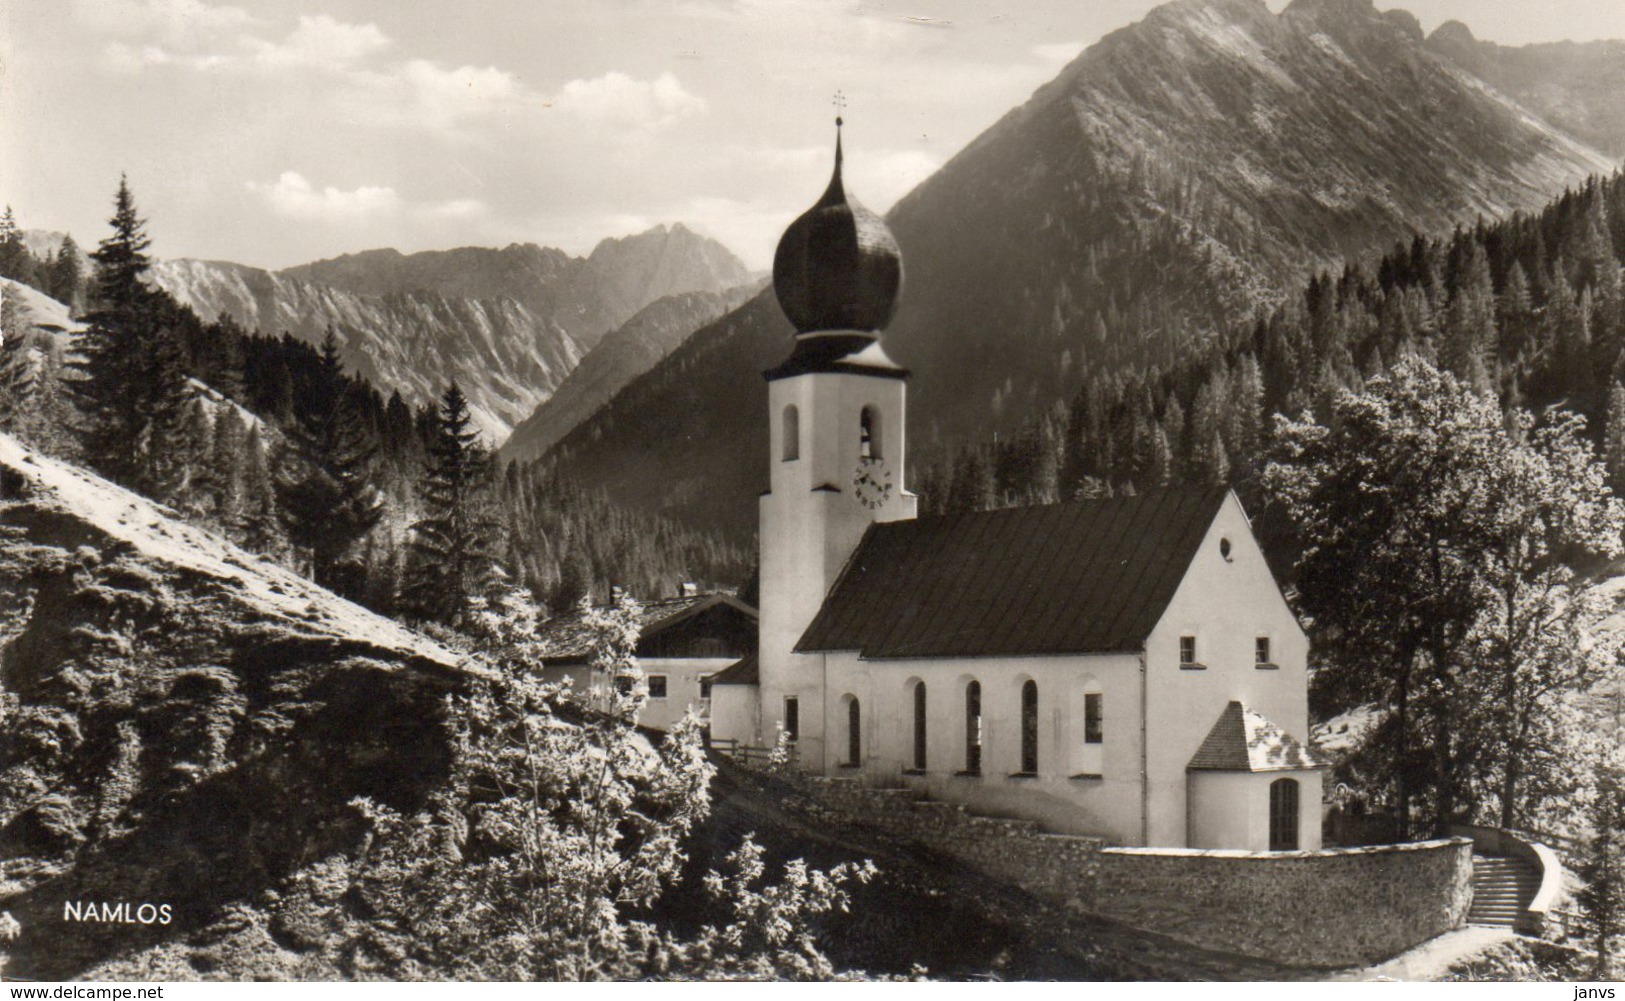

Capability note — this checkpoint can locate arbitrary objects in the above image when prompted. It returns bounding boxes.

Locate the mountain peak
[1428,20,1478,48]
[1280,0,1378,19]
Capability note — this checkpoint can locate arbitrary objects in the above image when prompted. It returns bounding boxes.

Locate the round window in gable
[1219,537,1233,561]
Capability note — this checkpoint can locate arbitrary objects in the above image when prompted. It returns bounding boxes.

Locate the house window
[846,695,862,767]
[783,697,799,742]
[1270,778,1300,851]
[964,681,982,774]
[614,676,634,696]
[782,405,800,461]
[1019,680,1039,775]
[1084,692,1103,745]
[912,681,927,771]
[647,675,668,700]
[1256,636,1273,668]
[700,677,713,699]
[1180,635,1198,667]
[860,406,880,459]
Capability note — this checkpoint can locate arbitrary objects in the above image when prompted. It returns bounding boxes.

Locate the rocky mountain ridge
[537,0,1622,540]
[147,224,750,441]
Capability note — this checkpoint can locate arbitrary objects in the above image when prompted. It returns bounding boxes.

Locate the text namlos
[62,901,173,925]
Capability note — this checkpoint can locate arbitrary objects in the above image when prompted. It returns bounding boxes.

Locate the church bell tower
[757,114,916,768]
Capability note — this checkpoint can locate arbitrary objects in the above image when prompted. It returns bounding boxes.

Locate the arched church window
[912,681,927,771]
[846,695,862,767]
[860,406,881,459]
[1270,778,1300,851]
[783,405,800,461]
[1020,680,1039,775]
[964,681,982,774]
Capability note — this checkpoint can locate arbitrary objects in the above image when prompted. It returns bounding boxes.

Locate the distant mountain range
[147,224,750,439]
[536,0,1625,541]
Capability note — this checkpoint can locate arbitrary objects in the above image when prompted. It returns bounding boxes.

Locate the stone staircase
[1468,852,1542,928]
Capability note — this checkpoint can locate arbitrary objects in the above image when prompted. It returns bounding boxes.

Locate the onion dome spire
[771,114,903,337]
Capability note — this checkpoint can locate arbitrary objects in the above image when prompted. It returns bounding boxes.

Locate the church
[708,120,1323,853]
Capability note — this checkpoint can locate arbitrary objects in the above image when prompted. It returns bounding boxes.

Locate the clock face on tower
[851,455,894,510]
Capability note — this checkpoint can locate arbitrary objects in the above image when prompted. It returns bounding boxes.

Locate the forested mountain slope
[540,0,1619,540]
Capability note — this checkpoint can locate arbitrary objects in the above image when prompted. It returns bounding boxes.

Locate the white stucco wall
[1188,770,1324,851]
[757,352,915,771]
[1144,493,1312,848]
[709,683,759,747]
[536,656,734,732]
[818,651,1146,840]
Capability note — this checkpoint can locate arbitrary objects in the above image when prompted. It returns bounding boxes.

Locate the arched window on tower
[860,406,881,459]
[964,681,982,774]
[912,681,927,771]
[782,405,800,462]
[1019,680,1039,775]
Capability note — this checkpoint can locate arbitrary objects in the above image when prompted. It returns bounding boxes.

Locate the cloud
[246,172,402,222]
[556,71,707,130]
[418,198,491,222]
[1033,41,1084,64]
[71,0,259,50]
[250,14,390,68]
[245,173,494,230]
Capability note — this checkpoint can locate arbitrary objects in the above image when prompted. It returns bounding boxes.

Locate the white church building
[709,121,1323,852]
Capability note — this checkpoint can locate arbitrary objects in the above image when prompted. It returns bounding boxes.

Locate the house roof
[534,592,757,663]
[796,488,1229,659]
[709,653,759,686]
[1187,701,1324,772]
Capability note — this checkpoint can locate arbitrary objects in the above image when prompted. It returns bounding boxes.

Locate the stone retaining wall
[788,774,1473,968]
[1091,840,1474,966]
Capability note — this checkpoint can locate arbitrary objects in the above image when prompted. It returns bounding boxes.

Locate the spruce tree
[48,235,84,314]
[1581,760,1625,979]
[0,207,35,286]
[0,284,34,433]
[72,177,193,502]
[239,423,280,555]
[403,383,503,627]
[208,407,249,530]
[275,329,384,595]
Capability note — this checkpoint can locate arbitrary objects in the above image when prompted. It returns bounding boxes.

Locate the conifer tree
[47,235,84,314]
[239,424,280,555]
[0,207,35,286]
[402,383,503,627]
[71,177,193,502]
[275,328,384,595]
[1581,758,1625,979]
[208,407,249,530]
[0,284,33,433]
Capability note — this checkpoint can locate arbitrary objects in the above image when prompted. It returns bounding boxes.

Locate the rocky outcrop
[0,435,468,979]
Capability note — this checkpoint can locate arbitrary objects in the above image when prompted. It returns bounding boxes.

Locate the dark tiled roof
[534,593,756,662]
[1188,701,1324,772]
[796,488,1228,658]
[710,653,759,686]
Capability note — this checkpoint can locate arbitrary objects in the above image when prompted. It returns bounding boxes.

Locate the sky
[5,0,1625,272]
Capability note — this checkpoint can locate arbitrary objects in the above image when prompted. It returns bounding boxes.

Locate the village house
[534,588,757,732]
[708,122,1324,851]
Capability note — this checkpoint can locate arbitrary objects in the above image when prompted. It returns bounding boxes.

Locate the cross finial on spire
[832,90,846,128]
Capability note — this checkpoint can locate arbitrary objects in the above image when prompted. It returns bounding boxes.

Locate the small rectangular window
[784,697,800,742]
[700,677,714,699]
[1084,693,1103,745]
[1256,637,1272,667]
[648,675,668,699]
[1179,636,1197,665]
